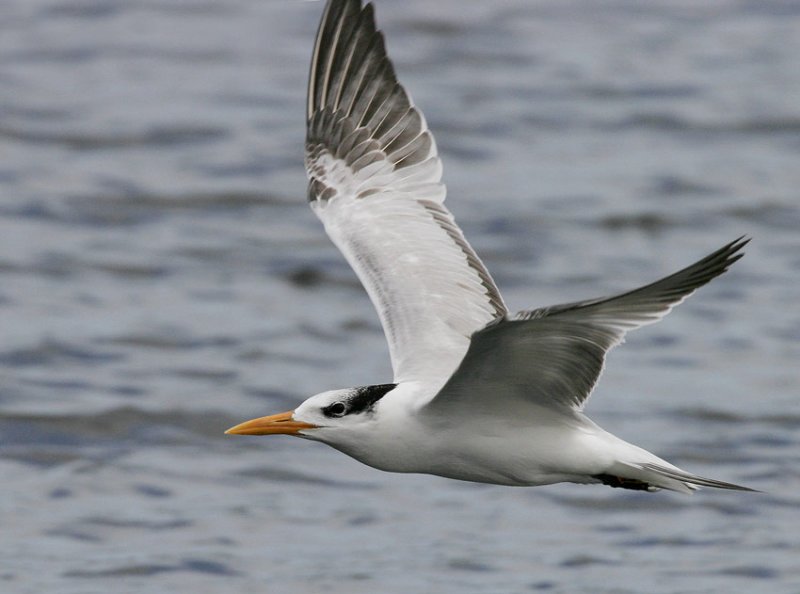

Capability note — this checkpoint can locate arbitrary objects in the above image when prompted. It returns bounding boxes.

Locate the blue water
[1,0,799,592]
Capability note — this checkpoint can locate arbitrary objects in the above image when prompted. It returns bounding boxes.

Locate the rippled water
[2,0,799,592]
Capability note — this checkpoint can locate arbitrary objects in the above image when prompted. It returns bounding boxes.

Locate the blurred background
[1,0,799,592]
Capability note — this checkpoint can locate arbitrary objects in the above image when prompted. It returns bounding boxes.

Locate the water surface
[1,1,799,592]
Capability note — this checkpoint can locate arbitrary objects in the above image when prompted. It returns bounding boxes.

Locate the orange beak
[225,411,318,436]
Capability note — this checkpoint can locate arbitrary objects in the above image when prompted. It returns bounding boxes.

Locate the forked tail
[595,461,757,494]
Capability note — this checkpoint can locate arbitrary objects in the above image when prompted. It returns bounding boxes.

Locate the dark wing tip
[677,235,749,293]
[626,235,750,306]
[515,236,751,326]
[710,235,750,268]
[307,0,386,124]
[305,0,439,203]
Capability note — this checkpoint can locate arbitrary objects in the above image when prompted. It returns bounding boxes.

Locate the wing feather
[306,0,506,383]
[424,238,748,415]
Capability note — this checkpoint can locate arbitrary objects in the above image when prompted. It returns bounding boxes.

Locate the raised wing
[306,0,506,383]
[423,238,748,416]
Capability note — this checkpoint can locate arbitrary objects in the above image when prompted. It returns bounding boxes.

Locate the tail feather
[639,462,758,492]
[600,461,757,494]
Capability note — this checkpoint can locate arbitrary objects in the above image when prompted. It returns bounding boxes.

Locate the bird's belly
[350,420,609,487]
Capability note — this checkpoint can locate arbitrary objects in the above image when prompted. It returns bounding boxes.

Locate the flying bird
[227,0,754,494]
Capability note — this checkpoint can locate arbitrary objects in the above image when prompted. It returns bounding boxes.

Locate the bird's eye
[325,402,347,417]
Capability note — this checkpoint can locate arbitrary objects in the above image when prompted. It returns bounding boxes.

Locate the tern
[227,0,754,493]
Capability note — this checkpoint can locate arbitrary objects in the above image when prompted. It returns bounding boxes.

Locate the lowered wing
[423,238,748,417]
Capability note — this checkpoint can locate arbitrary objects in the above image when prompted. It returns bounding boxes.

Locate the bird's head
[225,384,397,445]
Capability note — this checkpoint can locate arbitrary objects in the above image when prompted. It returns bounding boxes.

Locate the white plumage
[226,0,754,494]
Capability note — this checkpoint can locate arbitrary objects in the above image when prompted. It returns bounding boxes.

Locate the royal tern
[227,0,754,493]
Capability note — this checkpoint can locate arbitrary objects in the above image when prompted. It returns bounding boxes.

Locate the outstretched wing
[306,0,506,384]
[424,238,748,416]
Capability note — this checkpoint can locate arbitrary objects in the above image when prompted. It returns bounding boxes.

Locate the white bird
[227,0,754,494]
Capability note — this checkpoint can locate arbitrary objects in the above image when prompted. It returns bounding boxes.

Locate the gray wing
[306,0,506,384]
[423,238,748,415]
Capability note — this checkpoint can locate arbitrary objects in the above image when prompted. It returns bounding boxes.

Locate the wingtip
[725,235,751,257]
[718,235,751,271]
